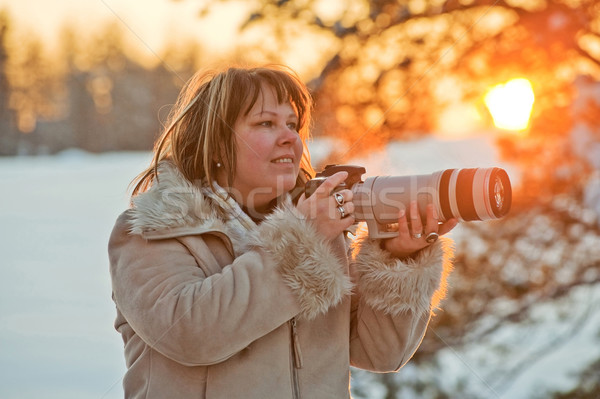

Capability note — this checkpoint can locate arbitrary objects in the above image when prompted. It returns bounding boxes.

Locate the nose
[277,125,299,146]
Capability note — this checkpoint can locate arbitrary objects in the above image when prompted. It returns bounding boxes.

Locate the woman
[108,64,457,398]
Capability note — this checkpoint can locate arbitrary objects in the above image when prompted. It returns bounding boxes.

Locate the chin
[272,175,298,194]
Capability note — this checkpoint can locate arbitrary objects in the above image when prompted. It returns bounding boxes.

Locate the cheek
[248,134,276,160]
[295,140,304,160]
[236,136,267,164]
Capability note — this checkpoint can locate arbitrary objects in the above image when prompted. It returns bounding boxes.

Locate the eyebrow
[251,110,298,119]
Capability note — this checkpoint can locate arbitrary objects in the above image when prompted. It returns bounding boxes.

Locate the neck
[239,197,282,224]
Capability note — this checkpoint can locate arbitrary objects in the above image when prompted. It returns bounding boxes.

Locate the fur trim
[351,225,454,316]
[248,199,354,320]
[127,162,253,256]
[128,163,223,234]
[129,162,353,319]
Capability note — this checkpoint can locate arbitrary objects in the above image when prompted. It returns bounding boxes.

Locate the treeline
[0,13,200,156]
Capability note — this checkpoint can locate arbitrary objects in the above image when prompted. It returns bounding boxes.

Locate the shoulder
[128,163,222,235]
[108,209,136,245]
[108,210,150,259]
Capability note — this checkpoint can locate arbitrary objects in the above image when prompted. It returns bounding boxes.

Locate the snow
[0,135,597,398]
[434,283,600,398]
[0,151,151,399]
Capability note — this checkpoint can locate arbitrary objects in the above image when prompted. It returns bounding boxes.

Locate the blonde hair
[131,65,315,199]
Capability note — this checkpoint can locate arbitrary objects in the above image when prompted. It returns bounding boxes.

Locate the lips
[271,155,294,164]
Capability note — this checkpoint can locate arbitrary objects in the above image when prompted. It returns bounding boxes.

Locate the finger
[315,171,348,197]
[344,201,355,216]
[335,201,355,219]
[424,203,439,234]
[341,214,356,230]
[408,200,423,237]
[332,190,352,207]
[438,218,459,235]
[396,208,410,238]
[335,204,346,219]
[337,188,353,203]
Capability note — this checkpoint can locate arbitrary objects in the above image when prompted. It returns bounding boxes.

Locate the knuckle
[323,177,336,187]
[321,180,337,193]
[316,185,331,196]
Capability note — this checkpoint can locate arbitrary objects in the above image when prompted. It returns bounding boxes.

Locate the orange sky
[0,0,249,58]
[0,0,494,136]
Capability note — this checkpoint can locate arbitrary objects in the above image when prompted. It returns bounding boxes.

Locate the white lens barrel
[352,167,511,227]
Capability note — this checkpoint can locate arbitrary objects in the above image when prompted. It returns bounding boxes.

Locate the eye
[258,121,273,127]
[287,122,298,131]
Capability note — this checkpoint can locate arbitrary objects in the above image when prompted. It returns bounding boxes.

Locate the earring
[216,162,222,168]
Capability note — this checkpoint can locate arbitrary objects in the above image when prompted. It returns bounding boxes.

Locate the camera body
[305,164,512,239]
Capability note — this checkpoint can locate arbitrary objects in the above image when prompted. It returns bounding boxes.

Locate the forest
[0,12,202,156]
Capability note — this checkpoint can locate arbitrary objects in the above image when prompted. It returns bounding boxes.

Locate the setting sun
[484,78,535,132]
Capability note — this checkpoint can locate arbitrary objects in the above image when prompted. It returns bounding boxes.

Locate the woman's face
[227,84,303,212]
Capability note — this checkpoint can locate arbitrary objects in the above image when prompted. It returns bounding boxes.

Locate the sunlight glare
[484,78,535,131]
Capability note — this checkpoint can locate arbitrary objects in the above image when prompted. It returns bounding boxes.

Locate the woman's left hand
[381,200,458,259]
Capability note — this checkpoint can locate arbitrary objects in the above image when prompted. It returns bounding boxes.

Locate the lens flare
[484,78,535,131]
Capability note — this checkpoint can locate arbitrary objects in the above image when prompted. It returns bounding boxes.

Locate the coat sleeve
[108,204,352,367]
[348,224,454,372]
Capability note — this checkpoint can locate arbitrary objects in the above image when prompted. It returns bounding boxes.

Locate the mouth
[271,157,294,164]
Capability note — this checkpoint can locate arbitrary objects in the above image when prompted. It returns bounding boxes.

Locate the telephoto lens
[352,167,512,238]
[304,165,512,239]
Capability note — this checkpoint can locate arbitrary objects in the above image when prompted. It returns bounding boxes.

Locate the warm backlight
[484,78,535,131]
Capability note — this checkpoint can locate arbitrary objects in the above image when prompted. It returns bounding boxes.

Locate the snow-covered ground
[433,283,600,398]
[0,150,150,399]
[0,135,596,398]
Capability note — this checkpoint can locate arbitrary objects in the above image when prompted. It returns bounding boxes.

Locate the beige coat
[108,162,453,398]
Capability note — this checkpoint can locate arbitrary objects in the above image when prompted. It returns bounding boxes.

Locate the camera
[305,164,512,238]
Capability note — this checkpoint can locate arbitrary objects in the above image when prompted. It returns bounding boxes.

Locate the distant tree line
[0,12,199,156]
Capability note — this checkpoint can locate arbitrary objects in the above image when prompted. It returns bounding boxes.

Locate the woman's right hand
[296,171,355,241]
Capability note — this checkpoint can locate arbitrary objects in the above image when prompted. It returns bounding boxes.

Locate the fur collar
[127,162,259,257]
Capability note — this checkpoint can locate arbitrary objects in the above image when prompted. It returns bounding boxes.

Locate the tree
[194,0,600,158]
[0,18,203,155]
[0,9,17,155]
[187,1,600,397]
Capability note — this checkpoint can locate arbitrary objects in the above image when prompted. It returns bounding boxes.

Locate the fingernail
[399,209,405,218]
